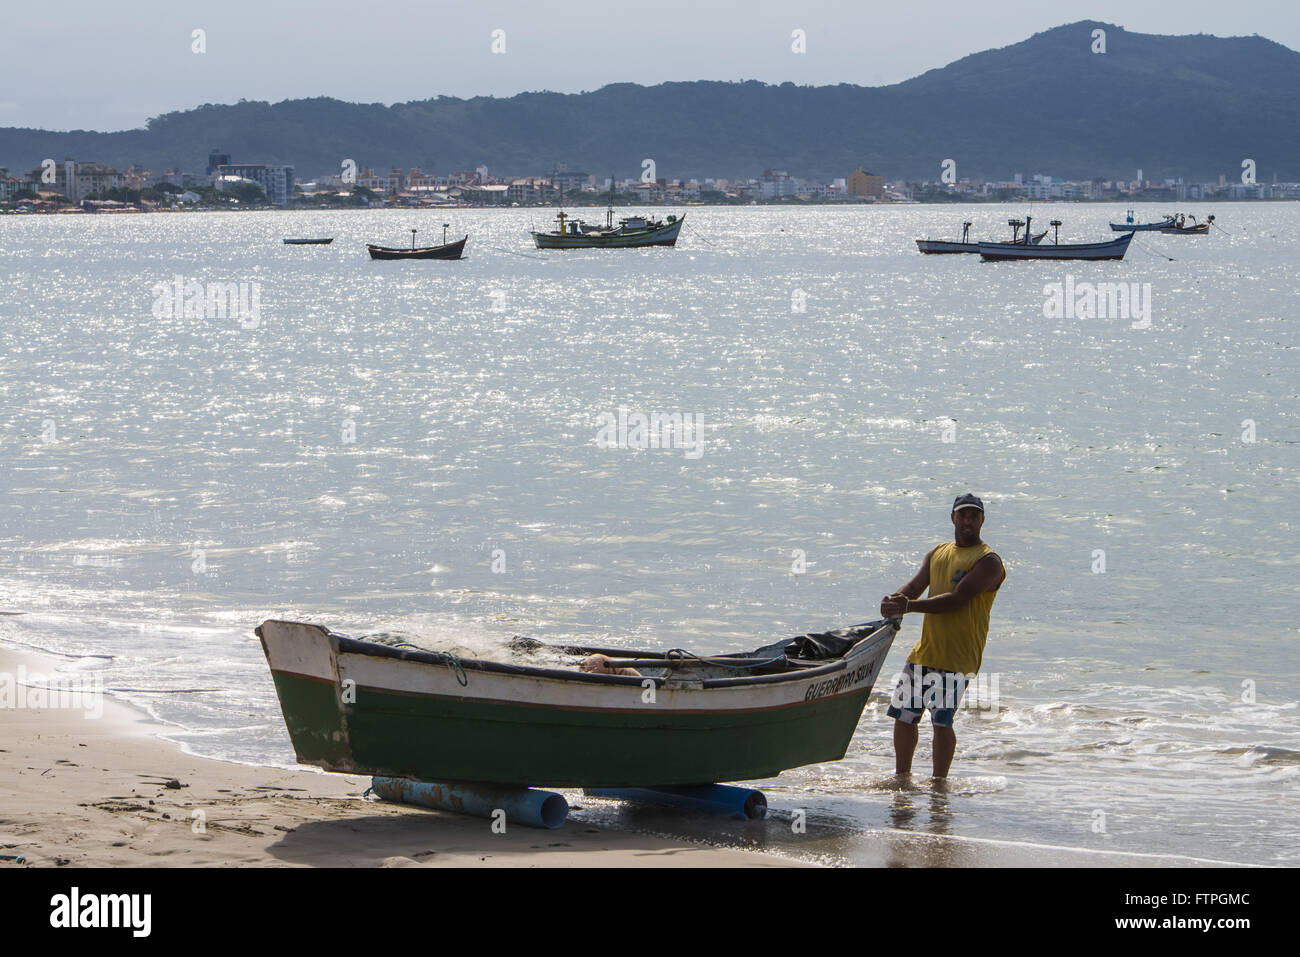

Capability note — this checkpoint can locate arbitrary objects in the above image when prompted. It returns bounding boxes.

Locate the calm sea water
[1,204,1296,866]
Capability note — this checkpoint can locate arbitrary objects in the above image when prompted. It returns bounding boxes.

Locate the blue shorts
[885,662,968,728]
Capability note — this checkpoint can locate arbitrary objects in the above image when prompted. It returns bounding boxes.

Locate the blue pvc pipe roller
[371,776,569,829]
[584,784,767,820]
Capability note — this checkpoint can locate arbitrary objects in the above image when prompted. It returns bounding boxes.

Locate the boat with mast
[978,216,1134,261]
[1109,210,1177,231]
[367,224,467,260]
[1159,213,1214,235]
[532,178,684,249]
[916,218,1048,254]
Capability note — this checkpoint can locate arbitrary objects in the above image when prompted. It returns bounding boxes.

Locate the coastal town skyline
[4,151,1296,213]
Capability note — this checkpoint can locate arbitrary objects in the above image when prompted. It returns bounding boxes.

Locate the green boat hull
[270,671,874,787]
[259,618,897,788]
[532,215,684,249]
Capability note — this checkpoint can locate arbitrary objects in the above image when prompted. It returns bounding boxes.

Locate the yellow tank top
[906,541,1005,675]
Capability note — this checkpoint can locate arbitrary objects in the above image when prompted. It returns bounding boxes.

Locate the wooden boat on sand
[257,617,899,787]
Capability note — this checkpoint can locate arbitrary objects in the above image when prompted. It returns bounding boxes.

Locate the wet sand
[0,647,795,867]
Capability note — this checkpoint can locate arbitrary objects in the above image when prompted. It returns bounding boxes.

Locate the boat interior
[346,620,891,683]
[506,621,888,681]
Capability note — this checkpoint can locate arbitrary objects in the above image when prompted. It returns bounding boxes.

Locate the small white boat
[917,219,1048,254]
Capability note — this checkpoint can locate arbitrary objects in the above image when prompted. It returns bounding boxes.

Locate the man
[880,493,1005,779]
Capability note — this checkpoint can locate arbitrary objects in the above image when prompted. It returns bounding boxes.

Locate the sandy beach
[0,650,1268,931]
[0,647,798,867]
[3,643,1255,870]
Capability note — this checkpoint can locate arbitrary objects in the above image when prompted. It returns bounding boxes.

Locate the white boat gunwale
[347,622,889,688]
[259,618,895,692]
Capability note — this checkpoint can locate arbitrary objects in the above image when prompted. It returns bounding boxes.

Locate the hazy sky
[3,0,1297,131]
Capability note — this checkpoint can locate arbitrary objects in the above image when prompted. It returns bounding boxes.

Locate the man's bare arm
[901,553,1002,616]
[895,548,934,600]
[880,548,934,617]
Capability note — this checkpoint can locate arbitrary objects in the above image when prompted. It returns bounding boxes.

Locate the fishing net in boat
[758,621,885,661]
[357,632,425,651]
[784,629,859,660]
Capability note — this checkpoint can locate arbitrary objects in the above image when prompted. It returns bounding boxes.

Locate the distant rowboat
[1159,214,1214,235]
[368,225,467,260]
[916,219,1048,254]
[1109,211,1176,232]
[283,237,334,244]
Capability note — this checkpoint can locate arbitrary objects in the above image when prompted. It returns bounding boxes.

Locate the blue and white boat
[980,217,1134,261]
[1109,210,1176,231]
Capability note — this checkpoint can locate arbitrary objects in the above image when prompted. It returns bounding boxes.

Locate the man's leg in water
[932,725,956,778]
[894,719,919,774]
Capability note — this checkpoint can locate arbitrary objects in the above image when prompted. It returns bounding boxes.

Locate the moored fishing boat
[979,216,1134,261]
[532,209,684,249]
[1109,210,1176,231]
[1159,214,1213,235]
[367,225,467,260]
[916,219,1047,254]
[256,617,899,787]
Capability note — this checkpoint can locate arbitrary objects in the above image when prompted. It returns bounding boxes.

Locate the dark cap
[952,493,984,513]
